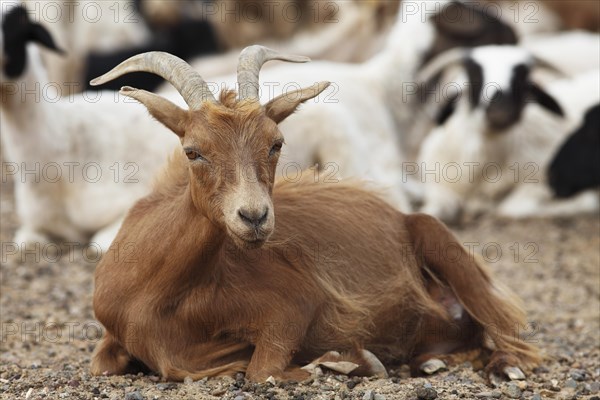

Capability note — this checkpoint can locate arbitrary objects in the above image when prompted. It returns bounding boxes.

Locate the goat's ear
[464,58,483,108]
[264,81,331,124]
[435,92,460,125]
[120,86,189,137]
[529,83,564,117]
[29,23,65,55]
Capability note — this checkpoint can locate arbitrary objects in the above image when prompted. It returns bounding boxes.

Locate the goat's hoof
[488,366,526,387]
[315,350,359,375]
[504,366,525,381]
[320,361,359,375]
[420,358,447,375]
[361,349,388,378]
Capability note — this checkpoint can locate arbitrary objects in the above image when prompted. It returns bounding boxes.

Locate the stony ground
[1,170,599,399]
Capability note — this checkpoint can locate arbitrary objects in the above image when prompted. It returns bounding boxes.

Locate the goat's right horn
[416,48,470,85]
[90,51,216,109]
[237,45,311,101]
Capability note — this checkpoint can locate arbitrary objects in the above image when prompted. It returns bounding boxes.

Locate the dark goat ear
[529,83,564,117]
[464,58,483,108]
[28,23,65,55]
[435,92,460,125]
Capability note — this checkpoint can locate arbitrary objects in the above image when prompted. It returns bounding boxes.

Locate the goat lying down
[417,46,600,221]
[90,47,539,383]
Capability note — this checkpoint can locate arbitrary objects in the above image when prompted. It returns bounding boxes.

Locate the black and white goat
[416,46,600,221]
[0,5,178,259]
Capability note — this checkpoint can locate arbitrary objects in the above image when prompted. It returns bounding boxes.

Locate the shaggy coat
[91,80,539,381]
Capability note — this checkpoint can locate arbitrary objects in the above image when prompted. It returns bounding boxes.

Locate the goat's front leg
[245,321,310,382]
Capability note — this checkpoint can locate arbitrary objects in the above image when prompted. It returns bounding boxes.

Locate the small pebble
[374,394,386,400]
[475,391,501,399]
[211,388,227,396]
[68,379,80,388]
[416,386,438,400]
[565,378,577,388]
[570,369,586,381]
[531,394,542,400]
[514,381,527,390]
[124,391,144,400]
[363,389,374,400]
[503,383,522,399]
[346,381,357,390]
[183,376,193,384]
[156,383,176,391]
[234,396,245,400]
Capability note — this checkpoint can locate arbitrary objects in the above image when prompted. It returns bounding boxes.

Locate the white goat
[0,5,177,258]
[416,45,600,221]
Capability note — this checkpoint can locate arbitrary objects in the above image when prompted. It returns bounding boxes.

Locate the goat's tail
[405,213,540,369]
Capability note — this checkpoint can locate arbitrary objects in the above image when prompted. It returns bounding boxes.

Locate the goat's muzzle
[226,204,274,250]
[485,94,522,132]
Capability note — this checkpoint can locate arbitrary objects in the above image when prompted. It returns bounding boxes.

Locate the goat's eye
[269,142,283,157]
[185,149,203,161]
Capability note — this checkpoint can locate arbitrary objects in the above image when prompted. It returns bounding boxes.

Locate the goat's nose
[238,207,269,228]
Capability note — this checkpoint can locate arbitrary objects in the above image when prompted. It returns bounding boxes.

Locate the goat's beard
[226,226,271,251]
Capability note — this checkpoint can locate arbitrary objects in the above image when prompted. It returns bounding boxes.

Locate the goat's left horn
[237,45,311,101]
[90,51,216,109]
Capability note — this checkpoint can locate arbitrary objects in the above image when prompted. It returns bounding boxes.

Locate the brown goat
[90,46,539,383]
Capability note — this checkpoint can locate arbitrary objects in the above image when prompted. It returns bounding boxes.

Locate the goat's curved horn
[416,48,470,85]
[237,45,311,101]
[90,51,216,108]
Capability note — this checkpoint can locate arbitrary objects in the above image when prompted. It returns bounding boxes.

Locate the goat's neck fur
[99,154,227,303]
[1,45,59,158]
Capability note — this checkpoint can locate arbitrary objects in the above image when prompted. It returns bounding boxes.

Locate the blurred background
[1,1,600,399]
[18,0,600,95]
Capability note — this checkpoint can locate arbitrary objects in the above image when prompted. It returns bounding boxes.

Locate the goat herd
[1,0,599,393]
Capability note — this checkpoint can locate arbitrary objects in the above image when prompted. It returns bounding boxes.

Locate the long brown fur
[92,85,539,383]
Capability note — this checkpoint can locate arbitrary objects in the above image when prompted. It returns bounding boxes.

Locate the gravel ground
[1,169,599,400]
